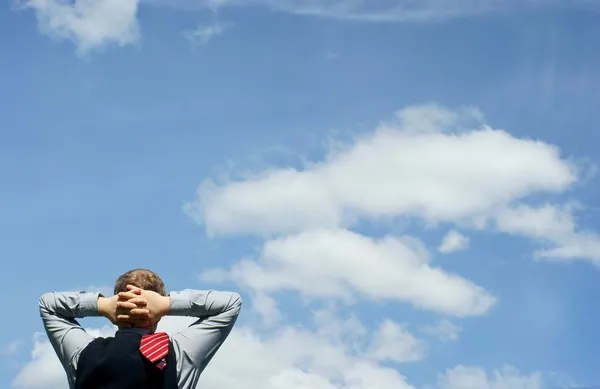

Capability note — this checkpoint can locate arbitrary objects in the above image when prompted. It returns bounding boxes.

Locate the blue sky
[1,1,600,388]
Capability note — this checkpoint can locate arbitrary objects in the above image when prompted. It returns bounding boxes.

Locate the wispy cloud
[155,0,600,22]
[1,340,22,356]
[18,0,598,54]
[439,230,470,254]
[17,0,141,55]
[252,0,491,22]
[184,20,233,47]
[421,319,462,342]
[438,365,543,389]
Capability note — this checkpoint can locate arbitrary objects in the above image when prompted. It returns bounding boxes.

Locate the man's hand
[98,291,150,327]
[98,295,117,324]
[116,285,170,326]
[98,294,144,327]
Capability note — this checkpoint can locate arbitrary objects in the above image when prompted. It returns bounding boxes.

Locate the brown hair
[113,268,166,296]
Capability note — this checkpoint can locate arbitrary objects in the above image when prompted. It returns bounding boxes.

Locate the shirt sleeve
[167,289,242,388]
[39,291,102,388]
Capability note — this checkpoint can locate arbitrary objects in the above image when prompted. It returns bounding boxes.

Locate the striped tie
[140,332,169,369]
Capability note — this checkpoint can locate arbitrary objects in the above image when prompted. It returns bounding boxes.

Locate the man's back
[75,330,177,389]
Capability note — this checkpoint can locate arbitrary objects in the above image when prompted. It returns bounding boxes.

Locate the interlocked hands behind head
[102,285,171,329]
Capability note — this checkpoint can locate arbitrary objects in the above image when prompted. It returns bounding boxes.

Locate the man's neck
[117,326,154,334]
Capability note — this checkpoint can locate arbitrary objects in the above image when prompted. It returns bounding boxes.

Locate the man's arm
[39,291,124,388]
[168,290,242,370]
[39,291,103,387]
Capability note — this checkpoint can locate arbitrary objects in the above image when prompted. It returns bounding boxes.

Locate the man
[39,268,242,389]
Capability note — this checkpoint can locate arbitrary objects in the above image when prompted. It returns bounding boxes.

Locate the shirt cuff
[78,292,102,317]
[169,290,193,316]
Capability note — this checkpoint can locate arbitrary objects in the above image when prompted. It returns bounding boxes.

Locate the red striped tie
[140,332,169,369]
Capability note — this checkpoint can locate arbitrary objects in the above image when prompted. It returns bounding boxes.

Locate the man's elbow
[229,292,243,315]
[38,292,55,315]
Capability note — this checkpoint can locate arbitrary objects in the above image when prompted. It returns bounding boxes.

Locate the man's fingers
[130,308,149,316]
[115,287,150,327]
[118,291,144,301]
[117,312,152,327]
[116,301,136,309]
[118,287,142,301]
[117,314,151,322]
[116,308,149,318]
[117,292,135,300]
[126,285,142,294]
[119,297,147,306]
[116,299,147,309]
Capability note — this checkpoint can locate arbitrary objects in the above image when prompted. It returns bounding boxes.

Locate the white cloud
[11,317,198,389]
[421,319,462,342]
[251,292,283,325]
[439,230,470,253]
[185,103,600,265]
[251,0,488,22]
[18,0,140,54]
[156,316,200,334]
[12,326,116,389]
[199,322,417,389]
[313,309,367,341]
[175,101,590,389]
[20,0,598,54]
[201,228,496,317]
[13,335,66,389]
[258,0,600,22]
[13,313,420,389]
[184,20,233,47]
[186,104,576,237]
[437,365,543,389]
[13,315,554,389]
[494,204,600,264]
[152,0,600,22]
[368,320,426,363]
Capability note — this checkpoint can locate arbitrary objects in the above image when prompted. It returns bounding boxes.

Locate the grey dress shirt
[39,289,242,389]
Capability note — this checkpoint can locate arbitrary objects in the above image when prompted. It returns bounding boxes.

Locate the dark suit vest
[74,331,177,389]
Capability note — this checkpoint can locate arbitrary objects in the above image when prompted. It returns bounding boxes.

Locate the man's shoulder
[82,336,112,351]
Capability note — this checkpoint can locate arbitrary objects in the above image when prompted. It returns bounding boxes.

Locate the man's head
[114,268,166,296]
[114,269,166,331]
